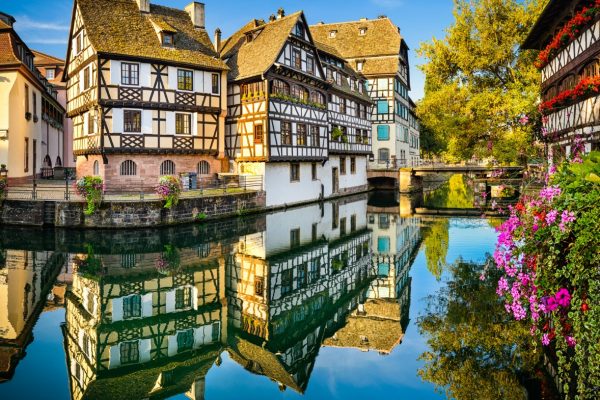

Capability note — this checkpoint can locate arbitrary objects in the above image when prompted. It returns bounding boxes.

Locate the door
[332,167,339,194]
[33,139,37,178]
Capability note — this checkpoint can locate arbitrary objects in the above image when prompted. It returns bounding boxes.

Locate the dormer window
[162,32,174,46]
[294,22,305,38]
[359,27,367,36]
[329,30,337,38]
[46,68,55,80]
[356,61,364,72]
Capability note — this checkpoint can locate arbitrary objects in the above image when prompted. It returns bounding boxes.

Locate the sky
[1,0,456,100]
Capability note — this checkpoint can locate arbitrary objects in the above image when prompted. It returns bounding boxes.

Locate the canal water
[0,184,547,399]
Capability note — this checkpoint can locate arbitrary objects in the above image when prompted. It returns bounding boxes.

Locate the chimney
[214,28,221,53]
[185,2,205,29]
[269,14,276,22]
[276,8,285,19]
[135,0,150,13]
[0,12,16,28]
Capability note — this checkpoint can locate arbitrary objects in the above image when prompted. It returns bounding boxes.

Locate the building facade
[221,9,372,207]
[33,50,75,169]
[522,0,600,161]
[63,0,229,190]
[311,16,419,169]
[0,12,66,184]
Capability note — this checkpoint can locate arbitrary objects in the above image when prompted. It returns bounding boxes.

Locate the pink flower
[546,209,558,225]
[555,288,571,308]
[559,210,576,232]
[566,336,576,347]
[539,185,561,202]
[497,277,509,295]
[542,333,550,346]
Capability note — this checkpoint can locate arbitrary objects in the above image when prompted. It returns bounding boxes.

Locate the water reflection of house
[226,195,375,393]
[63,241,228,400]
[0,249,65,382]
[321,210,422,355]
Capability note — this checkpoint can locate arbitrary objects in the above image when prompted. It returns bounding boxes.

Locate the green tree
[419,122,447,162]
[418,260,541,399]
[417,0,547,164]
[422,218,449,280]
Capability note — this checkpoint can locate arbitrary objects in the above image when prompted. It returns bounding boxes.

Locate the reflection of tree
[424,174,474,209]
[422,219,449,280]
[418,260,539,400]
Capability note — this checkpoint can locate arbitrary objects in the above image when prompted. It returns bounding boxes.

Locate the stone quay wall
[0,191,266,228]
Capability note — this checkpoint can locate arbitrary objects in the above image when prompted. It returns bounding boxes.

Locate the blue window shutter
[377,125,389,140]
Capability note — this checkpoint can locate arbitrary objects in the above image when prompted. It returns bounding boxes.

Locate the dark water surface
[0,191,540,400]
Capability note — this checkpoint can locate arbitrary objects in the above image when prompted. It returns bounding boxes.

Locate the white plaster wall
[265,162,324,207]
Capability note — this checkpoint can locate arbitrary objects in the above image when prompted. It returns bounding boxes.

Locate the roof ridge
[310,17,391,27]
[32,49,65,63]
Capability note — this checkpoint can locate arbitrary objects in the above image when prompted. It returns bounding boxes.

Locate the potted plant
[74,176,104,215]
[33,115,39,123]
[155,175,182,209]
[25,112,32,121]
[331,126,343,142]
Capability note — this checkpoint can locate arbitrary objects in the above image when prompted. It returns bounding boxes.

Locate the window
[175,287,192,309]
[25,84,29,113]
[177,329,194,352]
[377,100,388,114]
[290,163,300,182]
[82,332,92,358]
[198,160,210,175]
[123,295,141,319]
[292,48,302,69]
[121,253,136,268]
[160,160,176,175]
[340,157,346,175]
[272,79,289,96]
[350,215,356,232]
[93,160,99,175]
[350,157,356,174]
[332,203,339,229]
[177,69,193,91]
[297,123,307,146]
[211,73,219,94]
[121,63,139,85]
[291,85,308,102]
[339,98,346,114]
[254,124,263,144]
[377,125,390,140]
[311,162,317,180]
[311,125,319,147]
[290,228,300,248]
[76,32,83,54]
[306,56,314,74]
[281,121,292,145]
[162,32,174,46]
[377,236,390,252]
[282,269,293,295]
[294,22,305,38]
[255,276,264,297]
[83,65,91,90]
[340,217,347,235]
[46,68,55,80]
[120,341,139,365]
[359,27,367,36]
[120,160,137,176]
[329,30,337,38]
[24,138,29,172]
[356,61,363,71]
[33,92,37,116]
[378,148,390,162]
[310,91,325,106]
[312,223,318,242]
[124,110,141,132]
[297,263,308,288]
[175,113,191,134]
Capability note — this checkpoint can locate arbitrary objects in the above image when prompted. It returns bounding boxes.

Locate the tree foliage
[418,260,540,399]
[417,0,547,164]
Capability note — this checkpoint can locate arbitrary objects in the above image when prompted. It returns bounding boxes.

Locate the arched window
[160,160,176,175]
[43,155,52,167]
[120,160,137,176]
[291,85,309,102]
[581,59,600,79]
[310,91,325,105]
[272,79,289,96]
[559,75,576,92]
[197,160,210,175]
[93,160,99,175]
[55,156,62,167]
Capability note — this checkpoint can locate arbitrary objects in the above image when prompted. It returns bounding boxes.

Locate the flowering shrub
[539,75,600,114]
[155,175,182,209]
[155,244,180,275]
[535,1,600,69]
[73,244,104,278]
[74,176,104,215]
[493,151,600,397]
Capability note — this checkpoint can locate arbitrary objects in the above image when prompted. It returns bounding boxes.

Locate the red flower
[582,302,590,312]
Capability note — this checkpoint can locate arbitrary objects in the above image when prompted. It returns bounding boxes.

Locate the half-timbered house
[63,0,229,190]
[0,12,66,184]
[311,17,419,169]
[221,10,335,207]
[316,43,373,196]
[522,0,600,161]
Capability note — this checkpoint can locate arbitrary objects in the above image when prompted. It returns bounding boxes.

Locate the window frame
[254,123,263,144]
[292,48,302,70]
[211,73,219,94]
[175,112,191,135]
[123,109,142,133]
[120,341,140,365]
[121,62,140,86]
[177,69,194,91]
[311,125,320,147]
[175,286,192,310]
[377,125,390,141]
[290,163,300,182]
[340,157,346,175]
[297,123,307,146]
[311,162,317,181]
[120,160,137,176]
[350,157,356,174]
[306,56,314,74]
[281,121,292,145]
[123,294,142,320]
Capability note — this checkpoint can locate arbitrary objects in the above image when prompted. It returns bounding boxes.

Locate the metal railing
[3,175,264,202]
[368,158,423,169]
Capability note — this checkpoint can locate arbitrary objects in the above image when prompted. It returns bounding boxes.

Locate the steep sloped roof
[220,12,302,81]
[310,17,402,59]
[74,0,227,70]
[0,31,19,65]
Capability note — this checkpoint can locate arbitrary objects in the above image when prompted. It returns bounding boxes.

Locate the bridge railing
[368,159,423,169]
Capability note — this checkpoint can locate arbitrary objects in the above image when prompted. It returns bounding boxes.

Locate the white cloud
[24,38,68,45]
[14,16,69,31]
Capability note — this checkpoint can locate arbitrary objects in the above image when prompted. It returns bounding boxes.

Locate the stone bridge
[368,165,524,193]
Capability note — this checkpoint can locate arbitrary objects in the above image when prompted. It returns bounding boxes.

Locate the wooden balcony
[544,94,600,137]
